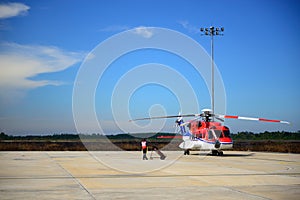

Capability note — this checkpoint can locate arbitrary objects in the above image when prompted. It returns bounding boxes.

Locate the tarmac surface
[0,151,299,200]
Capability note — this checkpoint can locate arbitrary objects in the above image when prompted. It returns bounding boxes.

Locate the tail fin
[176,119,191,140]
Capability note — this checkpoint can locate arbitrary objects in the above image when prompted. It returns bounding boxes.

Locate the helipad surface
[0,151,299,199]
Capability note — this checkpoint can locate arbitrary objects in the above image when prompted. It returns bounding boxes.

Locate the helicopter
[129,26,290,155]
[129,108,290,156]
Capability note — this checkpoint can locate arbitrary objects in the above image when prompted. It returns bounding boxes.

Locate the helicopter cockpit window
[223,130,231,138]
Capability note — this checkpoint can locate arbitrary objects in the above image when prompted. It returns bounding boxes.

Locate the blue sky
[0,0,299,135]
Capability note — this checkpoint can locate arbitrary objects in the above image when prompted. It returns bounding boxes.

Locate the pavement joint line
[45,152,96,200]
[1,172,299,180]
[225,186,272,200]
[245,157,296,163]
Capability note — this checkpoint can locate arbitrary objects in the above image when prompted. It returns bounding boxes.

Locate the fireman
[141,138,148,160]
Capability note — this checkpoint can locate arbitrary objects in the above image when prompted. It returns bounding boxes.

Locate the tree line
[0,131,299,141]
[231,131,300,140]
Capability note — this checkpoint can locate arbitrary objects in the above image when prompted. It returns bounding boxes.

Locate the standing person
[141,138,148,160]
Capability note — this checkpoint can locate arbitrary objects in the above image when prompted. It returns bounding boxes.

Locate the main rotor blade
[215,117,224,122]
[215,114,290,124]
[180,117,199,126]
[129,114,199,122]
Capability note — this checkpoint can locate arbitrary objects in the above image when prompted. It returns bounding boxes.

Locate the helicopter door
[208,130,214,140]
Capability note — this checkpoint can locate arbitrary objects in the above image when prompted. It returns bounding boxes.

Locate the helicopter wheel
[212,150,223,156]
[212,150,218,156]
[184,149,190,155]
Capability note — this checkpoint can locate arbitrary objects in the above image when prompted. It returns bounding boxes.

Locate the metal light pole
[200,26,224,116]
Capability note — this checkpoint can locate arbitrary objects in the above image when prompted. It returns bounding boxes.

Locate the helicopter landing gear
[212,150,223,156]
[184,149,190,155]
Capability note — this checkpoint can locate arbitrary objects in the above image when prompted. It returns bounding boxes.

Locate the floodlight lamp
[200,28,204,32]
[205,28,208,31]
[221,27,224,31]
[216,28,219,31]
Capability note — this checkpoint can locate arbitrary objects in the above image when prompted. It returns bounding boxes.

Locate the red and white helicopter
[130,109,289,156]
[130,26,290,155]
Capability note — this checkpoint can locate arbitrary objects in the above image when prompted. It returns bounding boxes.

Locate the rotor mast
[200,26,224,118]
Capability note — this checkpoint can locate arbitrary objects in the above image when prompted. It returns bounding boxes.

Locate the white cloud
[85,52,95,61]
[99,25,154,38]
[0,2,30,19]
[133,26,154,38]
[0,43,84,100]
[178,20,200,33]
[99,25,129,32]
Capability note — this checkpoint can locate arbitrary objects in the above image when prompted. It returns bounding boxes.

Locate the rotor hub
[201,109,214,122]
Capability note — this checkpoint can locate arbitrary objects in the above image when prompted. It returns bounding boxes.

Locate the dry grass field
[0,140,299,153]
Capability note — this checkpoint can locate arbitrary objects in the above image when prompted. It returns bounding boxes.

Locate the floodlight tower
[200,26,224,116]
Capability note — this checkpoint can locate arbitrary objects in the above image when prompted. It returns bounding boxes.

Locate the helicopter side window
[196,133,202,138]
[198,122,202,128]
[208,130,214,140]
[216,130,223,138]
